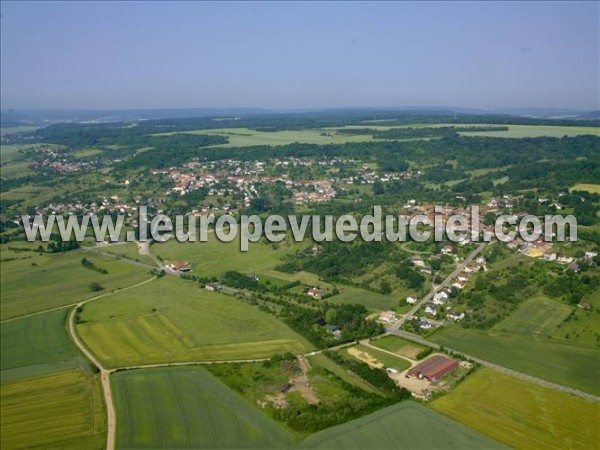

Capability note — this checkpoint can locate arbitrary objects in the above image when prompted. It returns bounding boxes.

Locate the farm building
[307,287,326,299]
[407,355,458,382]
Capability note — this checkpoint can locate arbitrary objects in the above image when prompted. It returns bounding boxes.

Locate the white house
[424,303,437,316]
[406,296,417,305]
[447,311,465,321]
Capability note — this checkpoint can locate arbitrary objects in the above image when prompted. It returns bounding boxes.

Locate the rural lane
[390,242,488,329]
[65,275,157,450]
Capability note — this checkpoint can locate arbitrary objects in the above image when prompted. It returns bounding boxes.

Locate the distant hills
[1,106,598,127]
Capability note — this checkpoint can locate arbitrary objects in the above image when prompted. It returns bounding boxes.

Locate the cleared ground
[77,277,311,368]
[1,309,88,382]
[0,369,105,450]
[430,326,600,395]
[298,401,506,449]
[0,245,150,320]
[432,368,600,449]
[112,366,294,448]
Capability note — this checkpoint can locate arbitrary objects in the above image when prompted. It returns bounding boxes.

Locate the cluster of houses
[412,254,488,329]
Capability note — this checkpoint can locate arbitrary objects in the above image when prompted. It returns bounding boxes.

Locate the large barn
[407,355,458,381]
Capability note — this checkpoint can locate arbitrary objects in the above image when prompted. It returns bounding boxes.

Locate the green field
[492,296,573,337]
[153,127,375,147]
[77,277,312,367]
[571,183,600,194]
[154,236,303,277]
[92,242,156,266]
[432,368,599,449]
[370,335,427,360]
[307,353,379,393]
[1,309,88,382]
[0,246,150,320]
[0,369,105,450]
[112,366,293,448]
[298,401,505,449]
[430,326,600,395]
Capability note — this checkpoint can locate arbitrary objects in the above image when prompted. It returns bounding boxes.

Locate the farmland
[430,326,600,395]
[1,309,88,382]
[432,368,599,449]
[112,366,293,449]
[0,369,105,450]
[298,401,506,449]
[76,277,312,367]
[0,245,150,320]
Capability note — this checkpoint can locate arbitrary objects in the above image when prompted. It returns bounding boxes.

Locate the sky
[1,1,598,111]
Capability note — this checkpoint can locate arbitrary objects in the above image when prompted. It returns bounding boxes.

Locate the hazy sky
[1,1,598,110]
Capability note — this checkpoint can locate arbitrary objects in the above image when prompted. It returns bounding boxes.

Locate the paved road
[388,329,600,403]
[390,242,488,329]
[65,276,156,450]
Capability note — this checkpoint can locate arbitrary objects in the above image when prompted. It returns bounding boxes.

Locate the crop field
[430,326,600,395]
[0,246,150,320]
[77,277,311,367]
[432,368,599,449]
[153,127,375,147]
[298,401,505,449]
[0,369,105,450]
[1,309,88,382]
[370,335,427,359]
[112,366,293,449]
[571,183,600,194]
[492,296,572,337]
[344,344,412,372]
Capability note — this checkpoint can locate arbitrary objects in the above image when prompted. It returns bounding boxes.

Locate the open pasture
[432,368,600,449]
[112,366,293,449]
[571,183,600,194]
[77,277,311,368]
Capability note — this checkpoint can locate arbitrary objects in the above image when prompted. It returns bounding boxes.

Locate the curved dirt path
[66,276,157,450]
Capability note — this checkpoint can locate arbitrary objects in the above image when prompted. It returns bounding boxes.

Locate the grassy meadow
[298,401,506,449]
[430,325,600,395]
[77,277,312,367]
[0,245,151,320]
[432,368,600,449]
[112,366,293,449]
[0,369,105,450]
